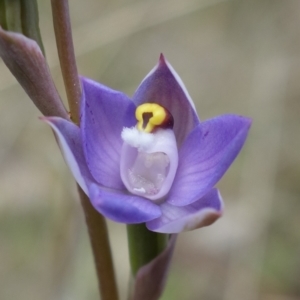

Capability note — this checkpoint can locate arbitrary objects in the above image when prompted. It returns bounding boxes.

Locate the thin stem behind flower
[78,188,119,300]
[51,0,81,124]
[50,1,119,299]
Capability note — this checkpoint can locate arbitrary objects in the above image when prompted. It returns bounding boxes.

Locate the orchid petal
[168,115,251,206]
[132,54,199,146]
[42,117,94,194]
[89,184,162,224]
[81,77,136,190]
[147,189,223,233]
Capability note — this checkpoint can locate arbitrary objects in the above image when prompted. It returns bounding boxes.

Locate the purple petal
[80,77,136,190]
[167,115,251,206]
[89,184,162,224]
[42,117,95,194]
[0,28,68,119]
[131,235,177,300]
[132,54,199,146]
[147,189,223,233]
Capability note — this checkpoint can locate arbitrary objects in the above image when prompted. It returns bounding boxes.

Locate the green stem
[20,0,45,55]
[127,224,169,275]
[3,0,22,32]
[0,0,8,29]
[0,0,45,54]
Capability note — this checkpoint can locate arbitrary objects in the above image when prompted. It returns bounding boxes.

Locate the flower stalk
[0,0,44,54]
[50,1,118,299]
[50,0,81,124]
[20,0,45,55]
[1,0,22,33]
[78,188,119,300]
[127,224,169,275]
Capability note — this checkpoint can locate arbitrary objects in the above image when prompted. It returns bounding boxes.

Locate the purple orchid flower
[43,54,251,233]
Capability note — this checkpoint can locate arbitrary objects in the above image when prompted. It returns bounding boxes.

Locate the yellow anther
[136,103,167,133]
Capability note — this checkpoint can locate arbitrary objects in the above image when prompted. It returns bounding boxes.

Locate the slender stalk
[20,0,45,55]
[0,0,8,29]
[50,1,119,299]
[127,224,168,275]
[78,188,119,300]
[50,0,81,124]
[3,0,22,32]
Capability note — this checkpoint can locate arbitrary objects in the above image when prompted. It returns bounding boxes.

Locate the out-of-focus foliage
[0,0,300,299]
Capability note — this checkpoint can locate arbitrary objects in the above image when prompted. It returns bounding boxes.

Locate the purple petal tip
[159,53,167,65]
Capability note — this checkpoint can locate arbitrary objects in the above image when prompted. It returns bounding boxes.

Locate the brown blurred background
[1,0,300,299]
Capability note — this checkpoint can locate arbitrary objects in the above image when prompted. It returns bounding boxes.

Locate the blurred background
[1,0,300,299]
